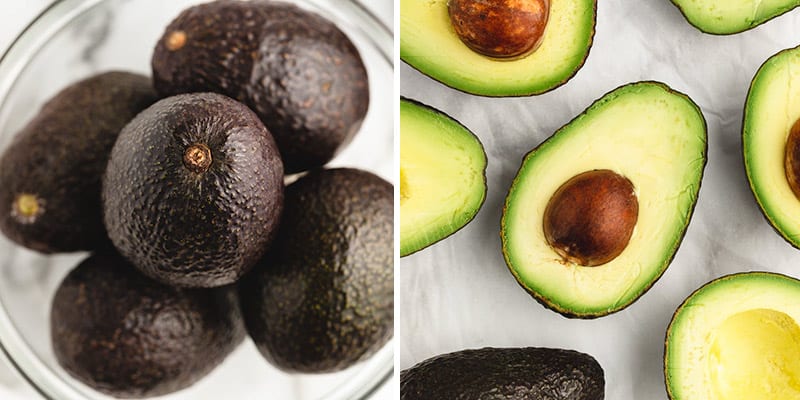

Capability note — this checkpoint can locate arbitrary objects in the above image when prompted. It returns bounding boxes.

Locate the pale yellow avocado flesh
[671,0,800,34]
[501,82,707,317]
[400,0,595,96]
[400,99,487,257]
[744,45,800,248]
[666,272,800,400]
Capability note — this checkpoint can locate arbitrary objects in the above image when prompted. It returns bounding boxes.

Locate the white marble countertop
[401,2,800,399]
[0,1,395,399]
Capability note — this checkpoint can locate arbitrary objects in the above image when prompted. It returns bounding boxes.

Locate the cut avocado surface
[400,0,596,96]
[744,44,800,249]
[665,272,800,399]
[400,98,487,257]
[501,81,707,318]
[671,0,800,35]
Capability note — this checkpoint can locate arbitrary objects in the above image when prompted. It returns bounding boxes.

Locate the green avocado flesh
[400,0,596,96]
[666,272,800,400]
[671,0,800,34]
[744,45,800,249]
[501,82,707,318]
[400,98,487,257]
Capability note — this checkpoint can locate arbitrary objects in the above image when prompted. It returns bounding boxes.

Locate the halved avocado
[744,45,800,249]
[670,0,800,35]
[501,82,707,318]
[400,98,487,257]
[665,272,800,399]
[400,0,596,97]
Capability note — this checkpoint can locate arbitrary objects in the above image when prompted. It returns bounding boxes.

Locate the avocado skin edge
[400,347,605,400]
[239,168,393,373]
[669,0,800,35]
[500,81,709,319]
[51,251,245,398]
[0,71,158,253]
[399,97,488,257]
[400,0,597,98]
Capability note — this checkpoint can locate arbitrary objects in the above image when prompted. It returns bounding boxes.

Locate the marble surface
[400,1,800,399]
[0,0,395,399]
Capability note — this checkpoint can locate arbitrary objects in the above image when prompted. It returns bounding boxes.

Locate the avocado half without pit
[670,0,800,34]
[400,98,487,257]
[501,81,707,318]
[744,44,800,249]
[665,272,800,399]
[401,0,596,96]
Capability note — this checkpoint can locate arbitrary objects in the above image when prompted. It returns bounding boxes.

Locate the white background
[0,1,396,399]
[401,1,800,399]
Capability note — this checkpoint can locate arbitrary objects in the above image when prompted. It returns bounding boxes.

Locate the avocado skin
[0,72,157,253]
[152,0,369,174]
[102,92,283,288]
[51,251,245,398]
[239,168,393,372]
[401,347,605,400]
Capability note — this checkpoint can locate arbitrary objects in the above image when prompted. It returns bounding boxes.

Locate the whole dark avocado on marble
[239,168,393,373]
[0,71,157,253]
[401,347,605,400]
[51,251,245,398]
[102,92,284,288]
[151,0,369,174]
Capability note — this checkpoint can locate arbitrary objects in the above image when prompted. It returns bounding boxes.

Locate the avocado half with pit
[671,0,800,35]
[501,81,707,318]
[400,98,487,257]
[665,272,800,399]
[400,0,596,96]
[744,45,800,249]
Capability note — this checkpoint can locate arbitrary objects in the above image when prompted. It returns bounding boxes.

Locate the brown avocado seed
[448,0,550,60]
[785,118,800,200]
[543,170,638,267]
[183,143,212,174]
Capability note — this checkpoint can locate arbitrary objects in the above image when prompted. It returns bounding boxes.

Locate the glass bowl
[0,0,393,399]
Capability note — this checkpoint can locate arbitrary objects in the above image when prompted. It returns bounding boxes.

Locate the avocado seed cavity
[183,143,212,174]
[785,118,800,200]
[11,193,44,224]
[448,0,550,60]
[543,170,638,267]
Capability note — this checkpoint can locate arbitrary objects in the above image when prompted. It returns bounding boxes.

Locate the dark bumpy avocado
[401,0,596,96]
[401,347,605,399]
[0,72,157,253]
[239,168,393,373]
[152,0,369,174]
[102,92,283,288]
[501,82,707,318]
[665,272,800,399]
[51,252,245,398]
[670,0,800,35]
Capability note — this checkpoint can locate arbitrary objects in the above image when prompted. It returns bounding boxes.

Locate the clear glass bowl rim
[0,0,394,399]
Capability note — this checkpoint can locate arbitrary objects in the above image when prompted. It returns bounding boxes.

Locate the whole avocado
[51,251,245,398]
[0,72,157,253]
[239,168,393,373]
[102,92,283,288]
[401,347,605,400]
[151,0,369,174]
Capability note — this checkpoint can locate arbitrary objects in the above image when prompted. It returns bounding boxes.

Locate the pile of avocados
[0,0,392,397]
[401,0,800,399]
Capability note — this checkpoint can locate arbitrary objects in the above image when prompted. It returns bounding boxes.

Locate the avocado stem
[11,193,44,224]
[166,31,187,51]
[183,143,212,174]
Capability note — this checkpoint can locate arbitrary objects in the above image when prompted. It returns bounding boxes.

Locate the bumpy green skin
[670,0,800,35]
[51,252,245,398]
[102,93,284,288]
[0,72,157,253]
[239,168,393,373]
[401,347,605,400]
[152,0,369,174]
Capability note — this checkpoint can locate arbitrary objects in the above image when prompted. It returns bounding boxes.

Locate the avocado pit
[183,143,212,174]
[543,169,638,267]
[784,118,800,200]
[11,193,44,224]
[448,0,550,60]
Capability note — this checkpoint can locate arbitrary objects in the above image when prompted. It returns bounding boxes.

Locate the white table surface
[0,1,396,399]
